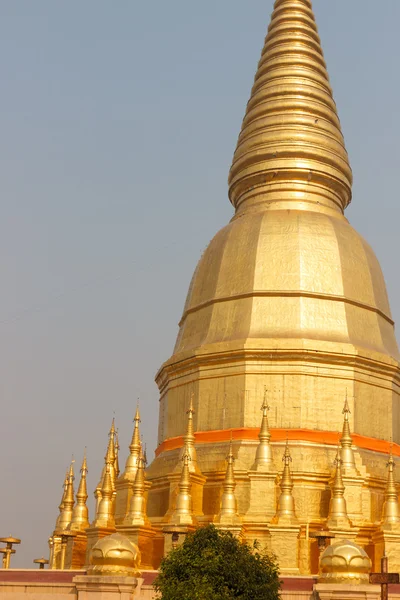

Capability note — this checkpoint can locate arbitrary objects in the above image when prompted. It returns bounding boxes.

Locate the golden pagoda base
[73,574,139,599]
[117,524,156,571]
[298,527,314,575]
[342,473,366,525]
[49,534,62,569]
[65,531,88,570]
[164,472,205,523]
[242,524,271,556]
[372,526,400,573]
[214,524,243,539]
[315,583,380,600]
[214,505,242,528]
[114,480,133,526]
[268,524,300,575]
[85,527,116,568]
[246,472,277,523]
[326,526,358,542]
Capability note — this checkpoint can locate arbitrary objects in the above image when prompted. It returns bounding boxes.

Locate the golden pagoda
[145,0,400,572]
[45,0,400,576]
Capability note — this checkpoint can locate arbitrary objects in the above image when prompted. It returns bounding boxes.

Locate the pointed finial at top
[343,391,351,418]
[123,406,142,476]
[388,443,395,469]
[228,0,352,215]
[187,392,195,417]
[81,449,88,476]
[179,393,201,475]
[261,386,270,414]
[283,438,292,466]
[106,418,116,461]
[227,431,234,459]
[134,403,141,423]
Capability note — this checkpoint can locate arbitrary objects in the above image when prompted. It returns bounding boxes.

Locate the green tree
[154,525,281,600]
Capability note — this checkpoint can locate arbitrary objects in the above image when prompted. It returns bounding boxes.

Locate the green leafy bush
[154,525,281,600]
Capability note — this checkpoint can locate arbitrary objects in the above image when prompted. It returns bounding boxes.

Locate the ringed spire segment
[228,0,352,215]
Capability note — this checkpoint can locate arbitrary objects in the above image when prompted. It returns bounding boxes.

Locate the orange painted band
[155,428,399,457]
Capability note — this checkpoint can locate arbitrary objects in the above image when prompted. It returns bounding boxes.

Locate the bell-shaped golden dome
[88,533,141,577]
[319,539,371,584]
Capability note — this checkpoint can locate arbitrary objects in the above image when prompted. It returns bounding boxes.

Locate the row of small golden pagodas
[46,395,400,575]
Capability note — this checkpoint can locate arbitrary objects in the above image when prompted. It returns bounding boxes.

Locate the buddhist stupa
[44,0,400,575]
[145,0,400,571]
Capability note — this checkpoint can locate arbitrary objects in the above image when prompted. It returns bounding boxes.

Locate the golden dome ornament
[88,533,141,577]
[319,539,371,585]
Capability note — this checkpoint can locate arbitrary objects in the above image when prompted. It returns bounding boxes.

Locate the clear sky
[1,0,399,567]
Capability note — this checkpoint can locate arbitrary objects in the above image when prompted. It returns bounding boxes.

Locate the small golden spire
[94,460,115,529]
[171,445,195,526]
[228,0,352,215]
[124,451,147,526]
[327,447,351,529]
[58,459,75,530]
[182,393,201,472]
[124,405,142,476]
[55,469,69,530]
[95,420,117,510]
[340,394,356,471]
[274,440,298,524]
[107,418,116,465]
[216,436,241,525]
[254,386,272,469]
[381,446,400,528]
[70,450,90,531]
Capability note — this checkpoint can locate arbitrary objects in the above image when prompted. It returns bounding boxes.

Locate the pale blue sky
[1,1,399,566]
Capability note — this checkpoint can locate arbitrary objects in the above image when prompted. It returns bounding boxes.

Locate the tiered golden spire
[70,451,89,531]
[216,437,240,526]
[95,419,117,511]
[228,0,352,216]
[274,440,298,524]
[124,450,147,527]
[171,445,195,526]
[57,460,75,531]
[381,447,400,528]
[55,469,69,531]
[94,460,115,529]
[340,395,356,471]
[123,406,142,476]
[327,447,350,529]
[254,387,272,469]
[179,394,201,474]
